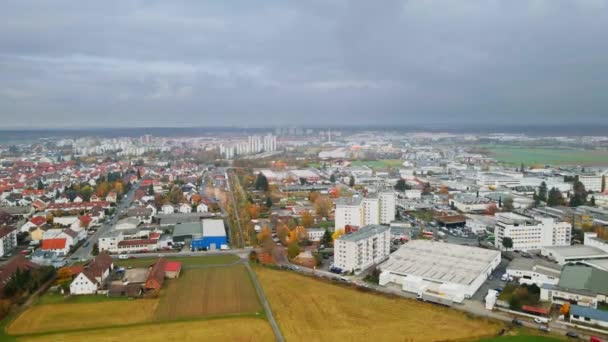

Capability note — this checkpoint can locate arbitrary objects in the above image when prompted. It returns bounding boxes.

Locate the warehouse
[378,240,501,303]
[540,245,608,265]
[191,219,227,250]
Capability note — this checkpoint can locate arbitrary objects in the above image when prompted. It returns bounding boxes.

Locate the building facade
[334,225,390,273]
[495,212,571,251]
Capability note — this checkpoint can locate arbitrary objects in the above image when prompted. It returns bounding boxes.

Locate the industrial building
[540,245,608,265]
[505,257,562,287]
[378,240,501,303]
[172,219,227,250]
[494,212,571,251]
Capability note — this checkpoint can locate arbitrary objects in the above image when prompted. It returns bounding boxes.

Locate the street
[70,180,140,261]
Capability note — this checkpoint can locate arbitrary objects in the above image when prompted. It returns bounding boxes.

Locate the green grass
[480,145,608,166]
[36,294,130,305]
[114,254,240,268]
[408,210,435,222]
[349,159,403,169]
[598,302,608,311]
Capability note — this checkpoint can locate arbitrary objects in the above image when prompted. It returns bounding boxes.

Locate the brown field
[18,317,274,342]
[154,265,261,321]
[8,299,158,335]
[255,267,503,342]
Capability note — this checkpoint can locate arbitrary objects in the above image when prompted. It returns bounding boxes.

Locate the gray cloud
[1,0,608,128]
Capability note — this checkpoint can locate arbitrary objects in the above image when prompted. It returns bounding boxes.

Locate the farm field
[17,317,274,342]
[154,265,261,321]
[114,254,240,268]
[7,299,158,335]
[481,145,608,166]
[477,336,563,341]
[255,267,503,342]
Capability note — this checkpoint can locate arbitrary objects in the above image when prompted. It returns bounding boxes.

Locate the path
[245,262,284,342]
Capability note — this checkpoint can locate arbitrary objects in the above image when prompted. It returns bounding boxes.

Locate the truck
[417,292,453,307]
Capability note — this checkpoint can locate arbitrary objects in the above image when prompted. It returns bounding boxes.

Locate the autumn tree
[560,302,571,318]
[314,196,333,217]
[438,186,449,195]
[257,226,272,244]
[485,203,498,216]
[287,240,300,259]
[79,216,90,229]
[276,223,290,244]
[332,229,345,240]
[246,204,261,219]
[308,191,320,203]
[301,212,314,228]
[113,181,124,195]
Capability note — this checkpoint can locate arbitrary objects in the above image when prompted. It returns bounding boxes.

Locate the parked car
[118,254,129,260]
[534,317,549,324]
[511,318,523,326]
[565,331,579,339]
[538,325,550,332]
[83,241,90,247]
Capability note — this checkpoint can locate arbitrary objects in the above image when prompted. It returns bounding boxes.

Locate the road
[70,180,140,261]
[245,262,285,342]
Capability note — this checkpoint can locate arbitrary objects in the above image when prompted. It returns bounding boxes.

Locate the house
[164,261,181,278]
[196,203,208,213]
[115,217,139,230]
[161,204,174,215]
[90,195,101,202]
[41,238,69,255]
[307,228,325,242]
[0,226,18,257]
[0,255,39,295]
[70,253,114,295]
[145,258,167,290]
[20,215,47,233]
[178,203,192,214]
[106,192,117,203]
[126,206,154,224]
[116,238,159,254]
[73,196,83,203]
[29,226,47,242]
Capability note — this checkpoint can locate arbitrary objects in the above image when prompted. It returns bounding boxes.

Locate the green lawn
[481,145,608,166]
[114,254,240,268]
[349,159,403,169]
[36,294,129,305]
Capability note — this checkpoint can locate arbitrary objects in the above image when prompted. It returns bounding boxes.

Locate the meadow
[482,145,608,166]
[114,254,240,268]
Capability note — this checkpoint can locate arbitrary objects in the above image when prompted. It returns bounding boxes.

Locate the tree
[547,187,565,206]
[395,179,408,191]
[329,174,336,183]
[332,229,345,240]
[349,176,355,187]
[147,184,154,196]
[590,196,596,206]
[502,237,513,250]
[321,229,333,246]
[299,177,307,185]
[314,196,333,217]
[301,212,314,228]
[502,197,514,212]
[520,163,525,173]
[485,203,498,216]
[137,169,142,180]
[91,243,99,256]
[569,181,587,207]
[309,191,320,203]
[246,204,261,219]
[422,182,431,194]
[265,197,273,208]
[287,241,300,259]
[254,173,269,192]
[602,175,606,193]
[560,302,571,318]
[37,179,44,190]
[276,224,289,244]
[256,226,272,244]
[538,182,548,202]
[438,186,449,195]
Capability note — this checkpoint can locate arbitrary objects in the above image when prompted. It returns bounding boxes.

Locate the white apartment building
[334,225,391,273]
[494,212,571,251]
[579,175,603,192]
[0,227,17,257]
[335,192,396,230]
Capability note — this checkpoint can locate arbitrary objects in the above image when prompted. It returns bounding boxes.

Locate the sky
[1,0,608,128]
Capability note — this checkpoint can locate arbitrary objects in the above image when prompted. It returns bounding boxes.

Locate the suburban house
[126,206,155,224]
[0,226,18,257]
[70,253,114,295]
[0,255,39,296]
[161,204,174,215]
[41,238,69,255]
[196,203,208,213]
[178,203,192,214]
[20,215,47,233]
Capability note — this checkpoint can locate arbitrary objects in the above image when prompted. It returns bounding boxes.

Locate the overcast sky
[1,0,608,128]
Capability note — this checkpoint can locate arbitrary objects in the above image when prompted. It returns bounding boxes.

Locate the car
[534,317,549,324]
[538,325,550,332]
[83,241,90,247]
[157,254,165,257]
[118,254,129,260]
[511,318,523,326]
[566,331,579,339]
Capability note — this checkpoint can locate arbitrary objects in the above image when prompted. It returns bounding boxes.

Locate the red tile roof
[0,226,16,239]
[41,238,67,250]
[164,261,181,273]
[31,216,47,226]
[145,258,167,290]
[0,255,39,292]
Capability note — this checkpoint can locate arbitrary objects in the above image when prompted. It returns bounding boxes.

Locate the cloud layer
[1,0,608,127]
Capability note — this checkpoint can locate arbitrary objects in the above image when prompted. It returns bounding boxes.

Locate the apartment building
[335,192,396,230]
[495,212,571,251]
[334,225,391,273]
[335,197,362,230]
[579,175,603,192]
[0,226,17,257]
[378,191,396,224]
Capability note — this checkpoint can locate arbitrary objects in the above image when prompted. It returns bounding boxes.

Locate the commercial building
[334,225,390,273]
[541,245,608,265]
[450,194,493,213]
[540,265,608,309]
[569,305,608,328]
[505,257,561,287]
[494,212,571,251]
[379,240,501,303]
[579,175,603,192]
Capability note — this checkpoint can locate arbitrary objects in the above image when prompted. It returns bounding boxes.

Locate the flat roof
[379,240,500,286]
[507,257,561,277]
[202,219,226,237]
[338,225,390,242]
[582,259,608,271]
[172,222,203,237]
[542,245,608,258]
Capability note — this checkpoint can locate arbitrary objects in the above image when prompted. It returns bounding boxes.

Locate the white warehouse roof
[202,219,226,237]
[379,240,500,286]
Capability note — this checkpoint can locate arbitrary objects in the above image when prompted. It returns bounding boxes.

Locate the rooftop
[379,240,500,286]
[558,265,608,295]
[542,245,608,258]
[337,225,390,242]
[172,222,203,237]
[202,219,226,237]
[570,304,608,322]
[507,257,562,277]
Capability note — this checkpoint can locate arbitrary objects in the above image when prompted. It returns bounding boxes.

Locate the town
[0,128,607,341]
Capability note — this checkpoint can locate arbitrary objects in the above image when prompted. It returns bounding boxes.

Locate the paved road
[71,180,140,261]
[245,262,285,342]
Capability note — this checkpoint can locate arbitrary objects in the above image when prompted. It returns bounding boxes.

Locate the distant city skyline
[2,1,608,127]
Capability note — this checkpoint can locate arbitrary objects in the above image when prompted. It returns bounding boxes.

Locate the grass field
[349,159,403,169]
[477,336,563,341]
[36,293,130,305]
[114,254,240,268]
[17,317,274,342]
[7,299,159,335]
[482,145,608,166]
[154,265,261,321]
[255,267,503,342]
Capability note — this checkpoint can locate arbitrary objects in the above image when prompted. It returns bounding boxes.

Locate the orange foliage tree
[301,212,314,228]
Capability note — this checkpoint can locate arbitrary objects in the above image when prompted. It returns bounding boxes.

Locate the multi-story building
[0,226,17,257]
[335,191,396,230]
[495,212,571,251]
[334,225,391,273]
[579,175,603,192]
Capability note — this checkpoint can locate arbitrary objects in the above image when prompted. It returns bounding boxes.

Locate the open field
[36,293,130,305]
[481,145,608,166]
[255,266,503,342]
[154,265,261,321]
[7,299,158,335]
[114,254,240,268]
[17,317,274,342]
[477,336,563,341]
[349,159,404,169]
